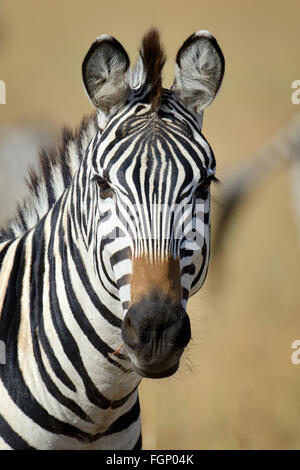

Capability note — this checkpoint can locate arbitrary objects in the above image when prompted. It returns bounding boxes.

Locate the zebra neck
[0,190,136,401]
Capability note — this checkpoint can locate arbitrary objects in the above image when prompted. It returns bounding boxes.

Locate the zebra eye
[194,178,212,199]
[93,175,114,199]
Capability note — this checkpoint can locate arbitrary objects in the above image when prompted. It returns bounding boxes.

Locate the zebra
[0,28,224,450]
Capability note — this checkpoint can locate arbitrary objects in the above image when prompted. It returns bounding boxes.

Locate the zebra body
[0,29,224,449]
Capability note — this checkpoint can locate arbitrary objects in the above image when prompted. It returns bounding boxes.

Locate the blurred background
[1,0,300,449]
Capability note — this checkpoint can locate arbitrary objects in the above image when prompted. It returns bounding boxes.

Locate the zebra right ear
[82,35,131,114]
[173,31,225,114]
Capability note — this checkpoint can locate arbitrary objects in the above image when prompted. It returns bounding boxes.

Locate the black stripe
[37,313,77,392]
[95,101,140,166]
[110,247,131,268]
[132,432,142,450]
[191,240,208,289]
[111,384,139,409]
[103,396,140,438]
[0,228,92,442]
[30,218,91,421]
[32,328,93,423]
[90,396,140,442]
[182,287,189,301]
[67,229,122,328]
[0,239,14,268]
[166,98,200,133]
[117,274,131,288]
[59,224,128,373]
[0,414,34,450]
[47,203,110,410]
[204,211,210,225]
[70,181,80,241]
[181,263,196,276]
[180,248,193,258]
[109,135,146,189]
[98,238,119,297]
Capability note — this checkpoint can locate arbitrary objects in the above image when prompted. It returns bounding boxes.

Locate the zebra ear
[82,35,131,114]
[173,31,225,114]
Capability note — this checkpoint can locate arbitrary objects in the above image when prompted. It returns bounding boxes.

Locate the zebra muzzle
[121,292,191,379]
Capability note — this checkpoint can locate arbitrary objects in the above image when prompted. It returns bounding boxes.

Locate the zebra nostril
[122,313,138,349]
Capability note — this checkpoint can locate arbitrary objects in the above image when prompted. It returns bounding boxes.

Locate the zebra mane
[0,113,98,241]
[138,28,166,111]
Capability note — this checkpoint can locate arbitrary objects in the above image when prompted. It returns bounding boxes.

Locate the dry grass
[1,0,300,449]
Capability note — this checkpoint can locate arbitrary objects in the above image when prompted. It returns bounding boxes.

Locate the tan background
[1,0,300,449]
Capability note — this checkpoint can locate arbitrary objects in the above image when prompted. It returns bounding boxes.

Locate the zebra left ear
[82,35,131,114]
[173,31,225,114]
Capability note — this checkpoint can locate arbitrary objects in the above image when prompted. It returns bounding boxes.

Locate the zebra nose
[121,293,191,378]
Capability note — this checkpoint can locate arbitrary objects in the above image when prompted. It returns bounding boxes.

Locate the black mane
[140,28,166,112]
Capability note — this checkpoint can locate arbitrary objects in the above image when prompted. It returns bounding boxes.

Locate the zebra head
[81,29,224,379]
